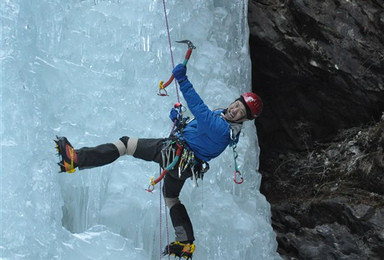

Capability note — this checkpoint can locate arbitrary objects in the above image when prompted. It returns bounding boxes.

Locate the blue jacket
[176,79,233,162]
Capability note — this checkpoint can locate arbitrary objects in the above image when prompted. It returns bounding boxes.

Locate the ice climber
[55,64,263,259]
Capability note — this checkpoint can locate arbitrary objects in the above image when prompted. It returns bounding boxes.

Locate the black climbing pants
[75,137,195,242]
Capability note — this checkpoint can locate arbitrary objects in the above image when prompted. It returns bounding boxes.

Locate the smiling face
[223,100,249,123]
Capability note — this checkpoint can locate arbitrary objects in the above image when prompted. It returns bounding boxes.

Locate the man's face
[223,100,248,122]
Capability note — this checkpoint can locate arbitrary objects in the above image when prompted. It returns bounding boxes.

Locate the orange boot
[163,241,195,259]
[55,136,78,173]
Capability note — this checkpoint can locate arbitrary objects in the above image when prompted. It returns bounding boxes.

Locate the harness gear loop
[158,40,196,95]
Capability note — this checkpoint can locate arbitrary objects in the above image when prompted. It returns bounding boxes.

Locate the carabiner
[158,81,169,96]
[145,177,156,192]
[145,185,155,193]
[233,170,244,184]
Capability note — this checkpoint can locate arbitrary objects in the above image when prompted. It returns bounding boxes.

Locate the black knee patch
[119,136,129,148]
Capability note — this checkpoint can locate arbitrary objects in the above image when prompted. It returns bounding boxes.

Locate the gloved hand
[172,64,187,83]
[169,108,180,123]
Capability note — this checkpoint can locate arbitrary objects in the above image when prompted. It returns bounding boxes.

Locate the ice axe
[158,40,196,96]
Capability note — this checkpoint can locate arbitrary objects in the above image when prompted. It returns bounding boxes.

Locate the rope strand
[164,186,170,257]
[160,2,177,259]
[162,0,180,103]
[159,180,163,260]
[159,180,171,260]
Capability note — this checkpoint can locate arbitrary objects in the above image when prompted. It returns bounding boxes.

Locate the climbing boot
[162,241,195,259]
[55,136,78,173]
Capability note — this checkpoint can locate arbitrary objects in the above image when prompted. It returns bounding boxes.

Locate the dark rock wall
[268,120,384,259]
[248,0,384,158]
[248,0,384,259]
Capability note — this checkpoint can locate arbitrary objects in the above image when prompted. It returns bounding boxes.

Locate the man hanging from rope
[55,64,263,259]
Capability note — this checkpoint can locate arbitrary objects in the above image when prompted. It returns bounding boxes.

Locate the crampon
[162,241,195,259]
[54,136,77,173]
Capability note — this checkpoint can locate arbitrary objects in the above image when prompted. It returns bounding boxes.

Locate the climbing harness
[230,129,244,184]
[158,40,196,96]
[146,136,209,192]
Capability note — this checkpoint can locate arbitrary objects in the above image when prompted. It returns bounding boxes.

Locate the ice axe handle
[162,75,174,88]
[182,49,193,66]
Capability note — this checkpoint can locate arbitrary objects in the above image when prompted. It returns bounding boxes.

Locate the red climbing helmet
[239,92,263,119]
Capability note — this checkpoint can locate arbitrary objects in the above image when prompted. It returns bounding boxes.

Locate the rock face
[268,120,384,259]
[247,0,384,259]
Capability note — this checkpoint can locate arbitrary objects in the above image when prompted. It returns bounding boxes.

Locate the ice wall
[1,0,281,259]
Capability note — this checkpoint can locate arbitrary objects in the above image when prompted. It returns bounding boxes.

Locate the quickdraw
[178,149,195,178]
[232,142,244,184]
[146,142,184,192]
[158,40,196,96]
[231,130,244,184]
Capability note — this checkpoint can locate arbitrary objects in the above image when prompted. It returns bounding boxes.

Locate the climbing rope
[159,179,163,258]
[155,1,198,258]
[158,1,180,258]
[158,180,171,260]
[163,182,170,259]
[161,0,180,103]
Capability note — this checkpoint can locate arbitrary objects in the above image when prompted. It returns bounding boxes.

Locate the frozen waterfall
[1,0,281,259]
